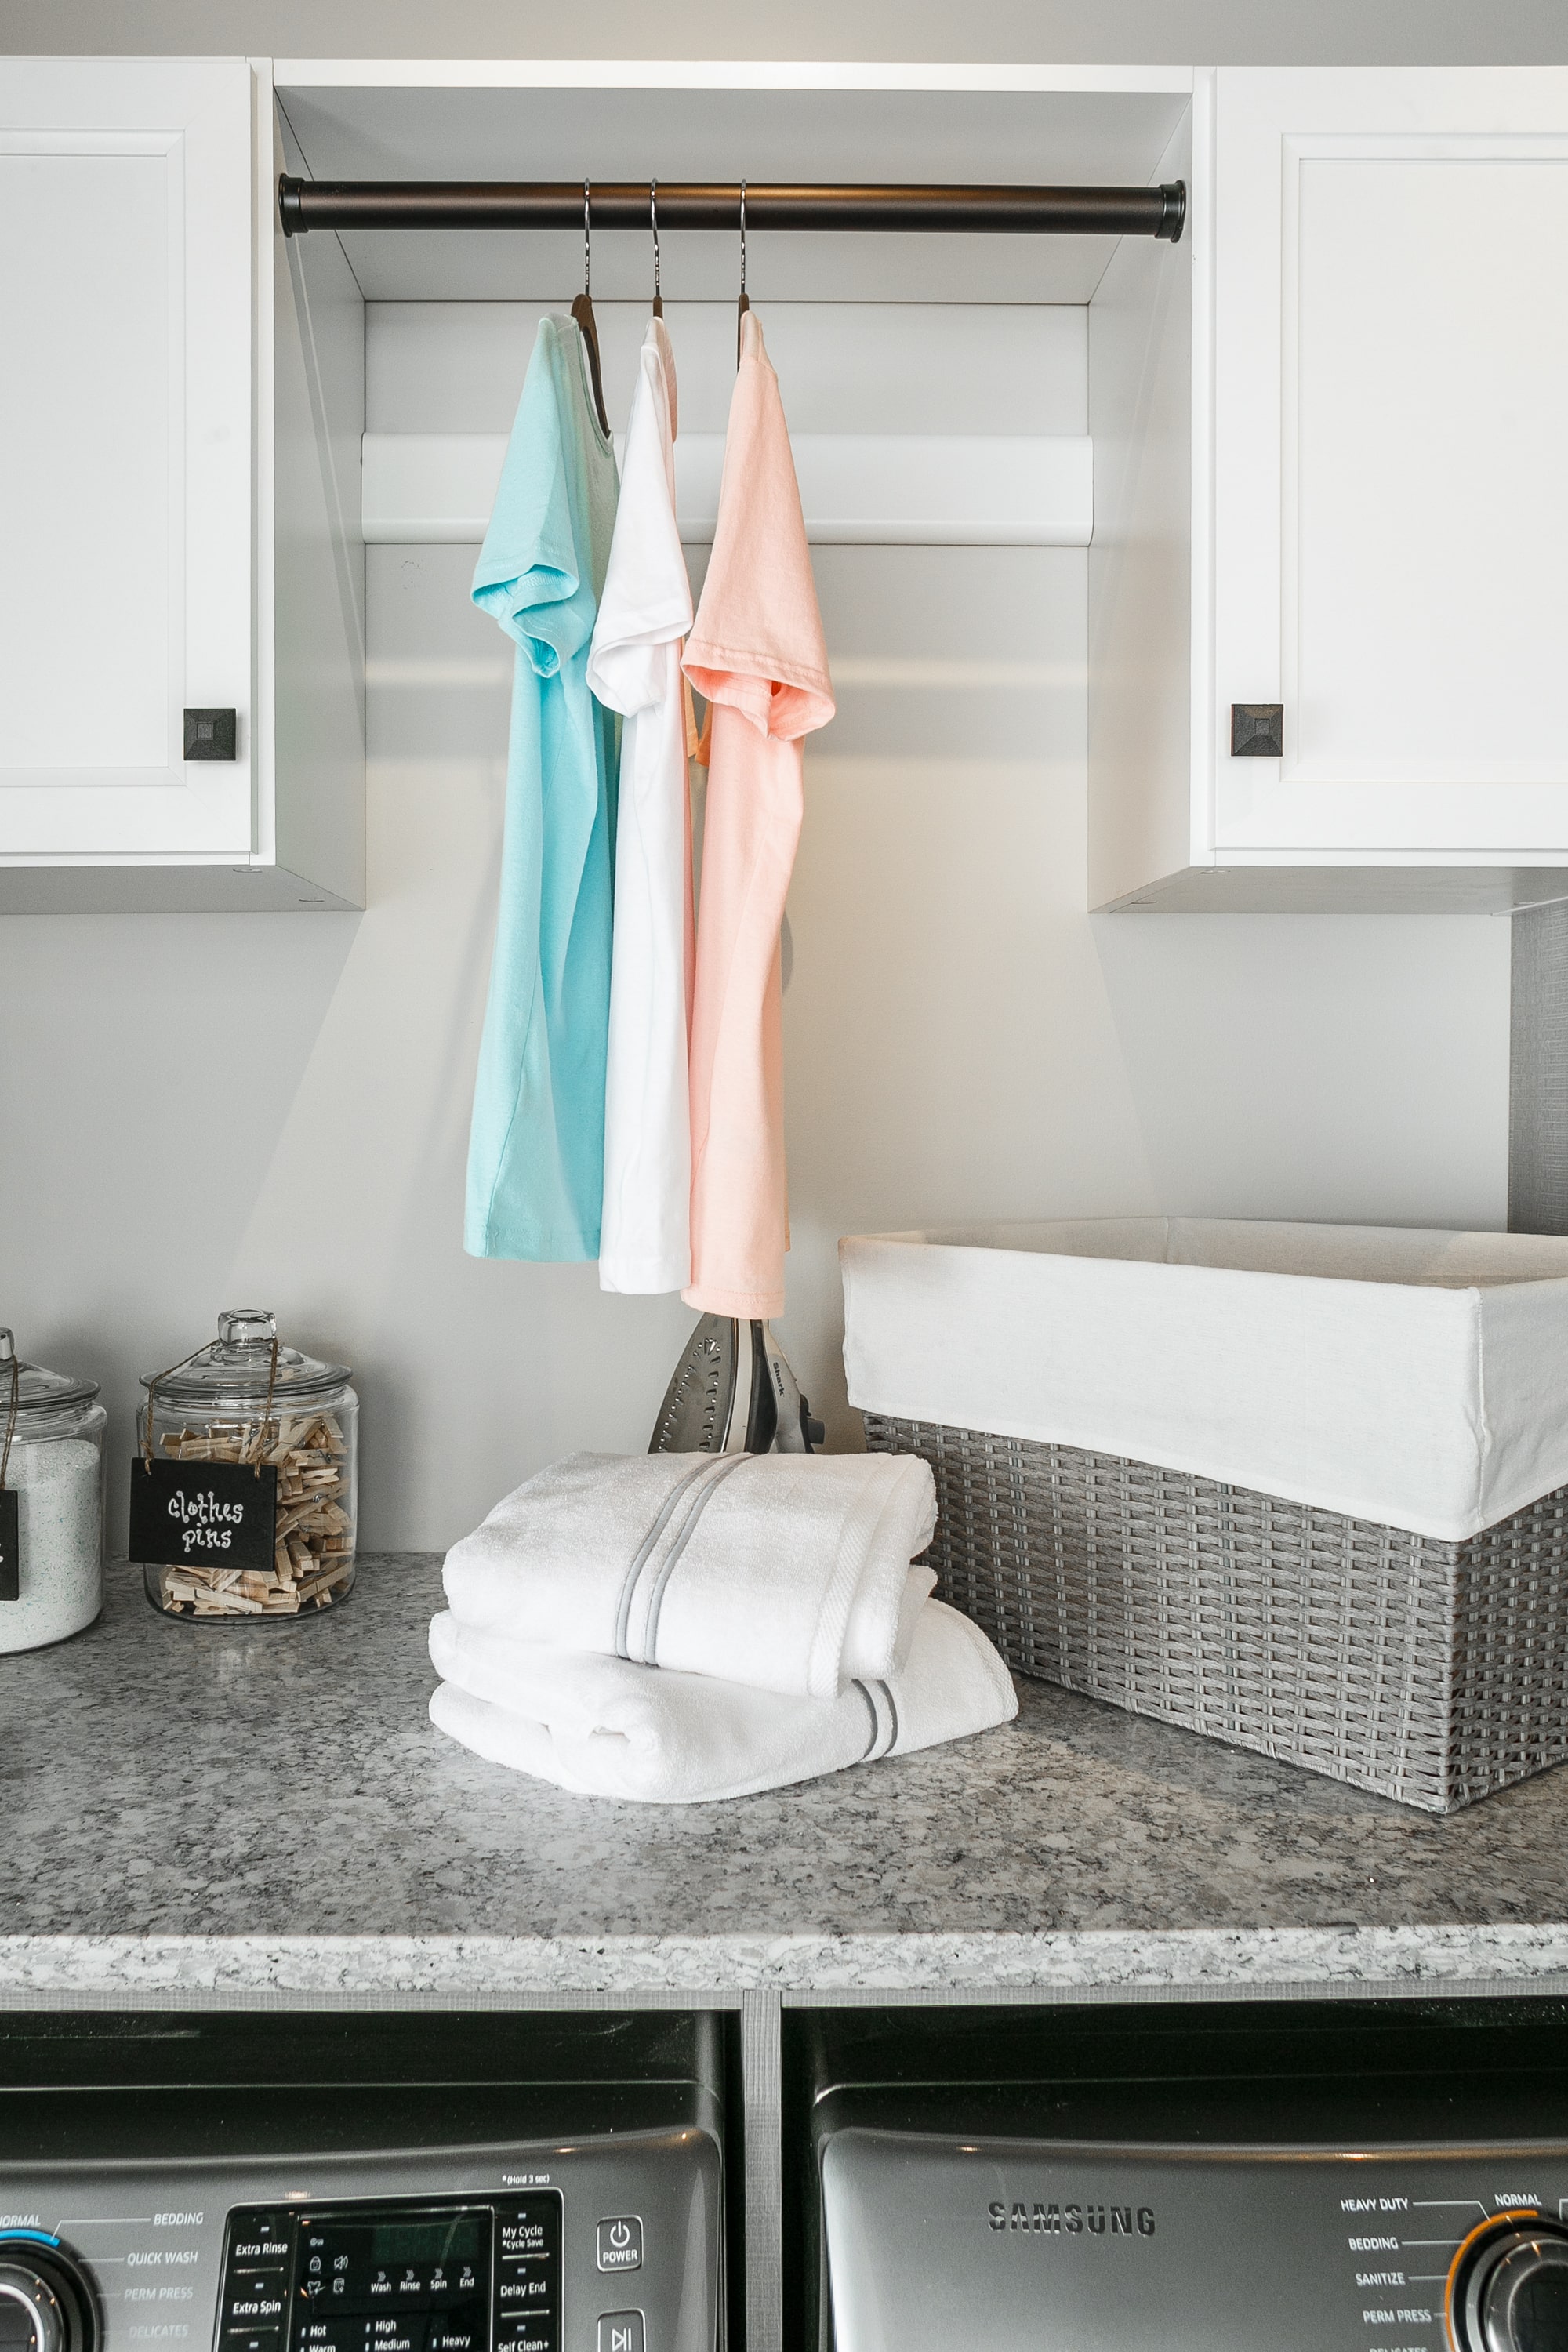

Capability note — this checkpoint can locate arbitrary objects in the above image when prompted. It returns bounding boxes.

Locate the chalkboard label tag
[0,1489,17,1601]
[129,1458,278,1574]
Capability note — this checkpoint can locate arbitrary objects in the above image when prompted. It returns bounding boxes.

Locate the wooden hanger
[570,176,611,438]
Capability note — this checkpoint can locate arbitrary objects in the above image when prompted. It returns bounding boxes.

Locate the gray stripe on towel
[614,1457,717,1660]
[641,1452,750,1663]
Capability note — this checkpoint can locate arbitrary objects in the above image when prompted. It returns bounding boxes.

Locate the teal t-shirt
[466,316,620,1260]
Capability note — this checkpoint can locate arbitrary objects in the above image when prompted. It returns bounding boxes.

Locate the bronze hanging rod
[277,175,1185,241]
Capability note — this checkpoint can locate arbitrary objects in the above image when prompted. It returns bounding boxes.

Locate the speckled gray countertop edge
[2,1924,1568,2002]
[13,1558,1568,2001]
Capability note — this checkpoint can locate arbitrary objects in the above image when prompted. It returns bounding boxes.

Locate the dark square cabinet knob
[184,707,238,761]
[1231,703,1284,757]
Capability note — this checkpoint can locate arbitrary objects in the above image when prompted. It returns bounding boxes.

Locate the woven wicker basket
[864,1412,1568,1813]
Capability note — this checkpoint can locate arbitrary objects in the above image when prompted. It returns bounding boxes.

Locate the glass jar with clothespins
[135,1308,358,1623]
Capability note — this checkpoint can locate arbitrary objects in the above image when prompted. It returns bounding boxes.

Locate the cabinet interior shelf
[361,431,1094,548]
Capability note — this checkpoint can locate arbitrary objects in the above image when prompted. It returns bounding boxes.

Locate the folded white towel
[441,1449,939,1698]
[427,1591,1017,1804]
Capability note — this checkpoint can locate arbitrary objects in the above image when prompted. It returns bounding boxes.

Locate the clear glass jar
[139,1308,358,1623]
[0,1327,107,1653]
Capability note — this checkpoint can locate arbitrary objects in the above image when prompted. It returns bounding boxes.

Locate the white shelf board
[274,61,1196,93]
[361,430,1094,547]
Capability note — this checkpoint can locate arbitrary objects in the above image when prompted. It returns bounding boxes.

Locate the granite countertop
[3,1556,1568,2001]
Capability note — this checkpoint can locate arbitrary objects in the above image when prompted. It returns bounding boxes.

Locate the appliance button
[597,2316,644,2352]
[429,2327,484,2352]
[495,2325,556,2352]
[1450,2212,1568,2350]
[0,2245,98,2352]
[1479,2235,1568,2350]
[0,2263,67,2352]
[224,2288,288,2326]
[495,2267,552,2307]
[294,2324,358,2352]
[223,2328,285,2352]
[228,2216,292,2267]
[597,2222,642,2276]
[498,2221,554,2263]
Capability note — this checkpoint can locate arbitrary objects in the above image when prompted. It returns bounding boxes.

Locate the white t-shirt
[586,317,695,1294]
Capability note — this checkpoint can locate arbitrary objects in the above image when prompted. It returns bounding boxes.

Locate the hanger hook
[735,176,751,363]
[570,176,609,439]
[651,176,662,311]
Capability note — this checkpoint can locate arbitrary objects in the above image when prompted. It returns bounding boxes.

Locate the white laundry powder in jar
[0,1436,103,1653]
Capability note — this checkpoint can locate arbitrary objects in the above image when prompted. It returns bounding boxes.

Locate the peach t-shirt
[681,310,834,1318]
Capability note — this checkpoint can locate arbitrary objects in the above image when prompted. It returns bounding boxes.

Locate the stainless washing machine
[790,1998,1568,2352]
[0,2009,730,2352]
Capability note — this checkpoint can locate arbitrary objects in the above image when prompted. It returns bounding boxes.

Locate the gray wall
[5,0,1568,63]
[1511,903,1568,1237]
[0,3,1535,1550]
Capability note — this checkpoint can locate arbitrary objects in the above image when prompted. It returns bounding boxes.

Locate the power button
[597,2220,643,2274]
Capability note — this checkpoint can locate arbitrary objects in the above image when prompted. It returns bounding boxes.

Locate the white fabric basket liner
[840,1217,1568,1543]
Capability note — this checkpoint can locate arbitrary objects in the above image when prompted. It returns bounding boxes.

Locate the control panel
[0,2133,714,2352]
[822,2132,1568,2352]
[219,2201,562,2352]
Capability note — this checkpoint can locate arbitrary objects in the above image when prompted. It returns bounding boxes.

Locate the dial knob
[1450,2213,1568,2352]
[0,2243,96,2352]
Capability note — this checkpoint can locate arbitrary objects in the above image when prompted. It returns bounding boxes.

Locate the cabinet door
[0,59,253,860]
[1212,67,1568,858]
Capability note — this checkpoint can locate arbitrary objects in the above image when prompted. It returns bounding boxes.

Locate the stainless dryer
[792,1998,1568,2352]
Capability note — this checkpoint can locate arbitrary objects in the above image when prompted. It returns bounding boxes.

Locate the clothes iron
[650,1316,826,1454]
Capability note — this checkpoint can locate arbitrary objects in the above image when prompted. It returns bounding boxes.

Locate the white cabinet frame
[1214,69,1568,866]
[0,60,256,869]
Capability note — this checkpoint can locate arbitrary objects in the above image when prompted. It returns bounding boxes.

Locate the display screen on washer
[219,2199,561,2352]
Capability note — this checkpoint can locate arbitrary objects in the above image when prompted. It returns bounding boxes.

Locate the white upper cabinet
[10,56,1565,913]
[1211,66,1568,864]
[0,59,256,863]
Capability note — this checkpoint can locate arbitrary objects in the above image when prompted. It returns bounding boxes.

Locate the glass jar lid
[0,1327,100,1417]
[140,1309,351,1407]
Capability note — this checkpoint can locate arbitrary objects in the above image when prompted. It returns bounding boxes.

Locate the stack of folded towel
[428,1449,1017,1802]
